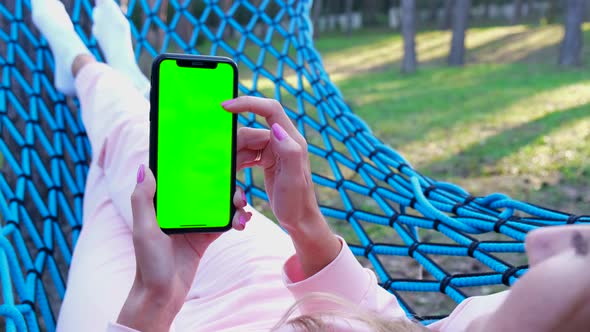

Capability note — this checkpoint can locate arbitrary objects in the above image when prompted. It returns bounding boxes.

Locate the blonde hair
[271,293,430,332]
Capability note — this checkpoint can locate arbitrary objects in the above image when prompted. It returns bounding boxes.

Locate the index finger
[221,96,303,143]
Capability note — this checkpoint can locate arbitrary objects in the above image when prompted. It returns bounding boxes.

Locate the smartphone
[149,54,238,233]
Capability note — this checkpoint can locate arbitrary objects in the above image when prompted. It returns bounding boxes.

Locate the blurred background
[114,0,590,315]
[118,0,589,216]
[25,0,590,217]
[301,0,590,217]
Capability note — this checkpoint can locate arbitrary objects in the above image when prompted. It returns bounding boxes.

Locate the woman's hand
[117,165,251,332]
[222,96,341,278]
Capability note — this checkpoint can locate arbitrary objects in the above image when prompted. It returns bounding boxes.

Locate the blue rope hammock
[0,0,588,331]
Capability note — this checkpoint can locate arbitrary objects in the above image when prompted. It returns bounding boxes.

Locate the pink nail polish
[239,215,246,227]
[137,164,145,184]
[241,191,247,205]
[221,99,237,108]
[246,212,253,222]
[271,123,288,141]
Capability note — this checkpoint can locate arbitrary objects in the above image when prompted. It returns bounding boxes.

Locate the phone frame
[149,53,238,234]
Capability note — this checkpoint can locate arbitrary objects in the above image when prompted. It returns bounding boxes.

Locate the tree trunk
[345,0,354,36]
[221,0,233,40]
[527,0,534,10]
[157,0,169,48]
[483,1,490,19]
[440,0,453,30]
[364,0,379,26]
[401,0,417,73]
[429,0,441,23]
[448,0,470,66]
[559,0,585,66]
[546,0,560,23]
[512,0,523,24]
[177,0,195,43]
[329,0,341,14]
[312,0,323,38]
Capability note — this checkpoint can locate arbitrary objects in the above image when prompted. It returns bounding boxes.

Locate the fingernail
[246,212,253,222]
[221,99,237,108]
[241,191,247,205]
[137,164,145,184]
[271,123,288,141]
[239,215,247,227]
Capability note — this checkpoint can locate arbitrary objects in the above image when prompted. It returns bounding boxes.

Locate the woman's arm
[222,97,342,278]
[116,283,180,331]
[287,212,342,279]
[281,236,407,319]
[222,97,405,318]
[113,166,251,332]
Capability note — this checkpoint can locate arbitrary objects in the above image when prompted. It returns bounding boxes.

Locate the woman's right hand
[222,96,341,277]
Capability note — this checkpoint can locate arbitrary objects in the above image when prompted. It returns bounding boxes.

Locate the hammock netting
[0,0,588,331]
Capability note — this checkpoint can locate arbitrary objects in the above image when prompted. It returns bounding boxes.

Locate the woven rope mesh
[0,0,589,331]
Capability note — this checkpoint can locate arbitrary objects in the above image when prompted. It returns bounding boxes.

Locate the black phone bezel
[149,53,239,234]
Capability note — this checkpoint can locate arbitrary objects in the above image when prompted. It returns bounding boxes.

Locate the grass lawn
[291,23,590,316]
[314,23,590,215]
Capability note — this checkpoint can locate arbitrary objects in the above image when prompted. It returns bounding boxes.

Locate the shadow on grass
[465,25,562,64]
[423,103,590,177]
[340,63,590,147]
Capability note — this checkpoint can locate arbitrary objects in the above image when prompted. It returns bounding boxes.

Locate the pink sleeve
[427,291,508,332]
[106,321,177,332]
[282,237,406,320]
[106,322,140,332]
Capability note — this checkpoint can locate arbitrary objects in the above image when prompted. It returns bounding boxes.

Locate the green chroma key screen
[155,58,236,230]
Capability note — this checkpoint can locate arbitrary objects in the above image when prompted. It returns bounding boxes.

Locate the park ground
[254,23,590,316]
[314,23,590,216]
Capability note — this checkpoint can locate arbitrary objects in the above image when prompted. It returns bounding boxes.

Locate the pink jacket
[107,238,505,332]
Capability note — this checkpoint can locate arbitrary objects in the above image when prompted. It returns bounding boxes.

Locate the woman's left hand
[222,96,342,278]
[117,165,251,332]
[222,96,320,235]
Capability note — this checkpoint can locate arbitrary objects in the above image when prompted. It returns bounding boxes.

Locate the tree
[401,0,417,73]
[221,0,233,39]
[177,1,196,42]
[559,0,586,66]
[512,0,523,24]
[483,1,490,19]
[429,0,442,23]
[312,0,323,38]
[441,0,453,30]
[345,0,354,36]
[448,0,470,66]
[157,0,169,47]
[546,0,561,23]
[363,0,379,26]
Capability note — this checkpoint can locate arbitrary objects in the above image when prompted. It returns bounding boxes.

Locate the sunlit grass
[471,25,562,62]
[319,23,590,74]
[398,79,590,170]
[330,25,590,214]
[239,23,584,91]
[239,24,590,215]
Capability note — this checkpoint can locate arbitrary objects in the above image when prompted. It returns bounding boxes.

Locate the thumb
[130,164,159,234]
[270,123,306,176]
